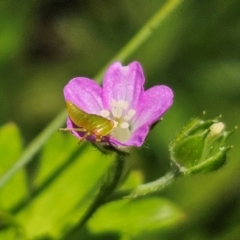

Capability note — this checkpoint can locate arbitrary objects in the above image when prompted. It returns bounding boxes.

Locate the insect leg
[58,127,86,132]
[95,135,103,142]
[78,132,91,144]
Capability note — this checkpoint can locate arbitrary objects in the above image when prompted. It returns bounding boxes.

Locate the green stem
[110,170,179,200]
[95,0,183,80]
[129,171,177,198]
[0,0,183,189]
[0,110,66,189]
[62,154,125,238]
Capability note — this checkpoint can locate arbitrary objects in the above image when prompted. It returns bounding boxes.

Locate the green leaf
[0,123,27,210]
[15,132,114,239]
[0,211,25,240]
[0,228,24,240]
[32,131,79,188]
[118,170,144,191]
[88,197,184,237]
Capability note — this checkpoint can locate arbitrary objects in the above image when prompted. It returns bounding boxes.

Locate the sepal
[169,117,235,175]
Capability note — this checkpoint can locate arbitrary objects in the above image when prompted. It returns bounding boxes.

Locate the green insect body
[59,101,114,143]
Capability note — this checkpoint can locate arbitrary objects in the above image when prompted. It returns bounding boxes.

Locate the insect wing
[66,101,88,128]
[66,101,114,137]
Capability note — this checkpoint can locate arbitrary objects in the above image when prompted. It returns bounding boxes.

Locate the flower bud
[169,117,234,175]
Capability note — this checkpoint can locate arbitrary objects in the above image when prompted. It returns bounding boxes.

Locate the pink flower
[63,61,173,147]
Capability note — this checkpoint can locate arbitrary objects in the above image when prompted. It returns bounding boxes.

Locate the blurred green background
[0,0,240,239]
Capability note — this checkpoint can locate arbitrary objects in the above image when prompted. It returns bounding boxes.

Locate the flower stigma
[100,99,136,142]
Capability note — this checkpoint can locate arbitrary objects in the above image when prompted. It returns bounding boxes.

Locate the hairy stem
[61,154,126,238]
[108,168,180,201]
[128,171,178,198]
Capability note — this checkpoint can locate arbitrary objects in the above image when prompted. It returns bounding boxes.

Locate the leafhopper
[59,101,115,143]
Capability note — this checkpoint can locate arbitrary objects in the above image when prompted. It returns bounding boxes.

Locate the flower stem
[0,110,67,189]
[0,0,183,188]
[61,154,126,238]
[95,0,183,80]
[109,169,180,200]
[128,171,178,198]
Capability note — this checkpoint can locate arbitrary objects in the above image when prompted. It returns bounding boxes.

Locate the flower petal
[126,125,150,147]
[109,129,148,147]
[64,77,103,114]
[118,85,173,147]
[135,85,174,130]
[102,62,144,110]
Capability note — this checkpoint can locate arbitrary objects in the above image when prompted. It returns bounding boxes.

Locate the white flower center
[100,99,136,142]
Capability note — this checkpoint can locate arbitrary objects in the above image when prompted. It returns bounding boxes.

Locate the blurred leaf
[88,197,184,237]
[16,132,114,239]
[0,228,24,240]
[32,131,79,188]
[0,123,27,210]
[0,210,25,240]
[118,170,144,191]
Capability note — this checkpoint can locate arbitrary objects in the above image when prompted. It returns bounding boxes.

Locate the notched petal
[102,61,144,109]
[134,85,174,130]
[64,77,103,114]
